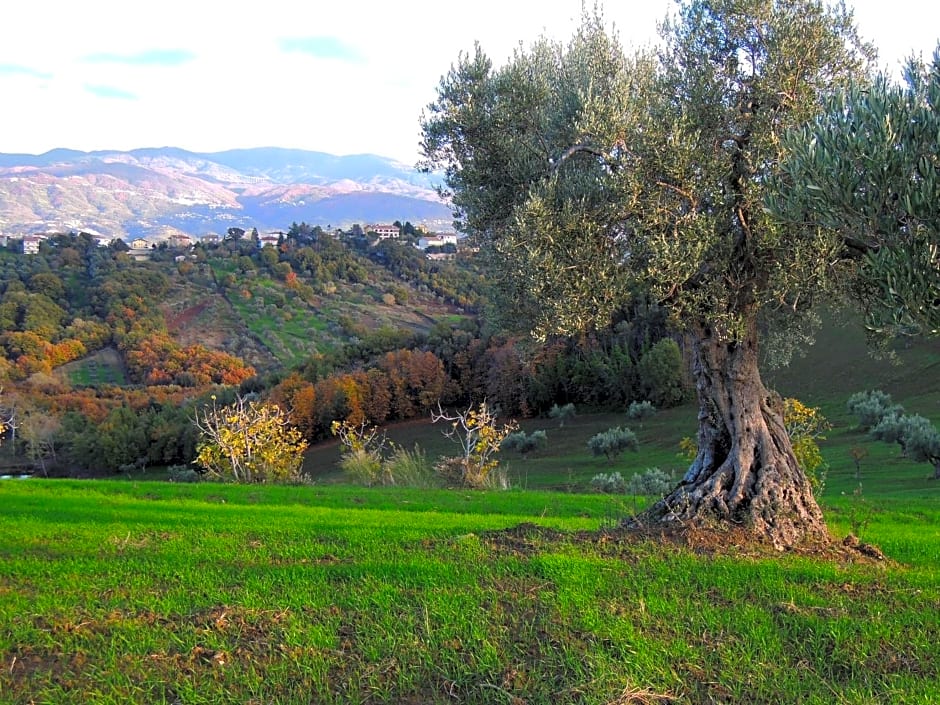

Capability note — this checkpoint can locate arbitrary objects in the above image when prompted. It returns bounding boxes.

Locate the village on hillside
[1,222,463,261]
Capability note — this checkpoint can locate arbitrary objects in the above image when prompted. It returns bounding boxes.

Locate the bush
[626,467,674,498]
[896,416,940,478]
[784,398,831,496]
[432,402,516,489]
[168,465,201,483]
[590,471,627,493]
[333,422,438,488]
[194,396,307,483]
[872,412,940,478]
[626,400,656,421]
[435,456,510,490]
[339,448,386,486]
[333,420,389,486]
[588,427,639,462]
[846,389,904,430]
[384,444,437,488]
[501,429,548,456]
[869,410,907,446]
[637,339,685,407]
[548,403,576,427]
[851,390,940,479]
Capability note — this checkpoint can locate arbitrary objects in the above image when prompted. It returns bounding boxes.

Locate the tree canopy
[770,49,940,338]
[421,0,876,547]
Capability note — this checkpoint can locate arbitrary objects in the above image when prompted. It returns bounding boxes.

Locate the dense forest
[0,226,685,475]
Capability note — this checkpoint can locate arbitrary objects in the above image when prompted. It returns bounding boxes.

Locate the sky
[1,1,937,166]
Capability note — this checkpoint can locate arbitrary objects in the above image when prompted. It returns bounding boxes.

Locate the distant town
[4,222,462,262]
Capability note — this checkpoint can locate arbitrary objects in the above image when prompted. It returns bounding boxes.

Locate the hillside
[764,311,940,419]
[0,147,452,240]
[159,247,468,371]
[1,227,936,486]
[0,230,481,378]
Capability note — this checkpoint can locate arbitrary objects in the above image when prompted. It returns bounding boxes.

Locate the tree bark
[639,319,829,549]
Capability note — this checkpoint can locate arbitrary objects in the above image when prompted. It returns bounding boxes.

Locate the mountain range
[0,147,453,241]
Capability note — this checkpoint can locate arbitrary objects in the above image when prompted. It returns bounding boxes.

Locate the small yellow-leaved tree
[331,420,388,486]
[194,395,308,483]
[432,401,517,489]
[783,398,831,495]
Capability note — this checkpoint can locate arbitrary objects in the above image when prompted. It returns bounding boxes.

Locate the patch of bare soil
[163,298,229,349]
[165,299,211,332]
[162,296,277,370]
[481,521,890,566]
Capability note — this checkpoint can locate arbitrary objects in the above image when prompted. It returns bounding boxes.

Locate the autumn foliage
[125,334,255,387]
[194,395,308,483]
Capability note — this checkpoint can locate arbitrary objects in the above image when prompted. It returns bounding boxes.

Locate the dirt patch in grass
[480,521,891,566]
[165,299,211,332]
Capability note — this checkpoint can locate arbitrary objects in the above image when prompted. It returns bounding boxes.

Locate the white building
[168,233,194,249]
[417,233,458,250]
[257,234,281,248]
[21,235,45,255]
[369,224,400,240]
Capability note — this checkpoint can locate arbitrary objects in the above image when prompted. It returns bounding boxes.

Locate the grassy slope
[764,311,940,420]
[0,479,936,704]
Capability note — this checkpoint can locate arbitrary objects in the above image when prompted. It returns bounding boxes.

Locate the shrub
[895,416,940,479]
[501,429,548,456]
[626,467,674,498]
[436,456,510,490]
[588,426,639,462]
[678,436,698,462]
[590,471,627,493]
[872,412,940,479]
[432,401,516,489]
[194,395,307,483]
[626,400,656,421]
[384,444,437,488]
[339,448,386,486]
[869,410,907,446]
[335,424,438,488]
[846,389,904,430]
[332,420,388,486]
[784,397,831,496]
[168,465,201,483]
[548,403,576,427]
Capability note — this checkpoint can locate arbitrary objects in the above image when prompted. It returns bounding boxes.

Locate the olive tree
[770,50,940,338]
[421,1,874,547]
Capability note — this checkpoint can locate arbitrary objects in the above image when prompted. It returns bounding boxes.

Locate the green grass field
[59,348,128,388]
[0,478,937,704]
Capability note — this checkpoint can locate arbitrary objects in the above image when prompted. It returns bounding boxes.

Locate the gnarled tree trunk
[641,320,829,549]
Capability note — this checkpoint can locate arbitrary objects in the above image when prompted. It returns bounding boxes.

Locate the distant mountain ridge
[0,147,452,240]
